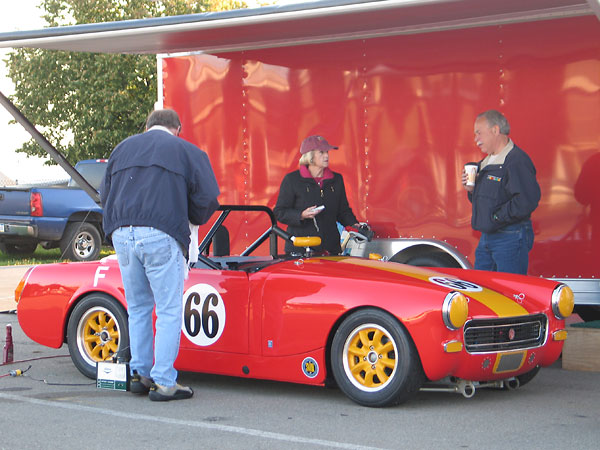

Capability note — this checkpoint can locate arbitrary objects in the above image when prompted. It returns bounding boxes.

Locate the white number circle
[428,276,483,292]
[182,283,226,346]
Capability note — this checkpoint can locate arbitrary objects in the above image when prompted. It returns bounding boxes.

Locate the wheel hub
[367,351,378,364]
[98,329,111,345]
[76,235,90,251]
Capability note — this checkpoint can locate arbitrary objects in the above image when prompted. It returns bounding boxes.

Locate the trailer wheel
[393,252,460,268]
[60,222,102,261]
[574,305,600,322]
[0,242,38,255]
[330,308,423,407]
[67,294,129,379]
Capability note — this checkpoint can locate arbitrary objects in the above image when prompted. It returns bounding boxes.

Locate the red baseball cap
[299,135,339,154]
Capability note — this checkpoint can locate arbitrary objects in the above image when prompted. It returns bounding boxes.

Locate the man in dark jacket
[462,110,540,275]
[274,135,359,255]
[101,109,220,401]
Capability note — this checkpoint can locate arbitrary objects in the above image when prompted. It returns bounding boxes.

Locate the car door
[178,267,250,354]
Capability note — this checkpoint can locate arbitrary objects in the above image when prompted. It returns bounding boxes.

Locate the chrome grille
[464,314,547,353]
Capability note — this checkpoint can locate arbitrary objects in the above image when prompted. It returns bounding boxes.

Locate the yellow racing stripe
[316,257,528,317]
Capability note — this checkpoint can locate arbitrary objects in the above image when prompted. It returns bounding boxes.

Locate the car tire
[331,308,423,407]
[0,241,38,255]
[60,222,102,261]
[515,365,541,388]
[67,294,129,379]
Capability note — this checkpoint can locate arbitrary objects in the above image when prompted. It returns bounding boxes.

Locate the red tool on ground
[3,324,13,364]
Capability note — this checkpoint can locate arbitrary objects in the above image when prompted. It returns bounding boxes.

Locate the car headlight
[442,291,469,330]
[552,284,574,320]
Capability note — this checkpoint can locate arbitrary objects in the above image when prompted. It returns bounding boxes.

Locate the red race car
[15,205,574,407]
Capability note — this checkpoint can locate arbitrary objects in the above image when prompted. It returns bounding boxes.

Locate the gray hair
[299,151,314,166]
[477,110,510,135]
[146,109,181,130]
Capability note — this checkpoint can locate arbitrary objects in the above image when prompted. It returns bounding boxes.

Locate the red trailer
[1,0,599,317]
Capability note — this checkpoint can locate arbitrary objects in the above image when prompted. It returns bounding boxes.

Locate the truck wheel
[330,308,423,407]
[60,222,102,261]
[0,242,38,255]
[67,294,129,379]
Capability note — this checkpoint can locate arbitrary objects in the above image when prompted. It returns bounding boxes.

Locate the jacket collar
[146,125,174,135]
[299,165,334,180]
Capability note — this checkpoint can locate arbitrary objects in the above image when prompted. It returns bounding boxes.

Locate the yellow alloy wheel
[79,307,120,362]
[68,294,129,379]
[343,323,398,391]
[332,308,423,407]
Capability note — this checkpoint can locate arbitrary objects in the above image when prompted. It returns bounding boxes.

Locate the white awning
[0,0,597,55]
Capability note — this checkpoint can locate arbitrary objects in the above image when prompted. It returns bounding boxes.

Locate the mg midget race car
[14,206,574,407]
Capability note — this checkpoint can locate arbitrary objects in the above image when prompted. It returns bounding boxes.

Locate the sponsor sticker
[302,357,319,378]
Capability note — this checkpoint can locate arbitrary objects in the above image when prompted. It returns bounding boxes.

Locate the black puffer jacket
[274,169,358,254]
[468,145,540,233]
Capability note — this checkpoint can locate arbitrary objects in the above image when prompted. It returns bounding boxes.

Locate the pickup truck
[0,159,106,261]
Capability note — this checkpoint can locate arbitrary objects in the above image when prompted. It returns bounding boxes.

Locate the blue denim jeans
[111,226,184,387]
[474,221,534,275]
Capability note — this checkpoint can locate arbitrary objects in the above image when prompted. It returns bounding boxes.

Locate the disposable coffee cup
[464,163,478,186]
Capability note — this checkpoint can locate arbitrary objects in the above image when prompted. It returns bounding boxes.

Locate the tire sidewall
[67,294,129,379]
[331,308,422,407]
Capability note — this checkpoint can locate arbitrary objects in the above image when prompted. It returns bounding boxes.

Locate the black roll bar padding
[0,90,102,205]
[271,225,292,242]
[198,209,230,256]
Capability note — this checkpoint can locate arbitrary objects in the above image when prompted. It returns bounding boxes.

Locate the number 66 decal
[182,284,226,346]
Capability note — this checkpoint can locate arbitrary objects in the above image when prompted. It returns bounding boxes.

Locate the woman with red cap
[274,135,359,255]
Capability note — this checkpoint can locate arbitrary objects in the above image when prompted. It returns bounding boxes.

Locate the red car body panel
[16,253,566,386]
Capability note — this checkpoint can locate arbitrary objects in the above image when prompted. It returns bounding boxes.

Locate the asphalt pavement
[1,265,599,449]
[1,314,600,449]
[0,265,30,312]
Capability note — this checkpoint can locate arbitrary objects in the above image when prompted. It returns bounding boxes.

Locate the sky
[0,0,68,184]
[0,0,309,184]
[0,0,305,184]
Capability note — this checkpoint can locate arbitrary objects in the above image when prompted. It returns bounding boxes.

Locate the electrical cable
[0,354,70,366]
[1,364,95,386]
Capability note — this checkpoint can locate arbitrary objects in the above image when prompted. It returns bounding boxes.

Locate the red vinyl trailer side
[157,5,600,318]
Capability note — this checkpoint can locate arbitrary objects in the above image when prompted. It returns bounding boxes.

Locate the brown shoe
[130,371,153,394]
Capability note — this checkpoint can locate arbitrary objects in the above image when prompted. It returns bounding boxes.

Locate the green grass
[0,246,115,266]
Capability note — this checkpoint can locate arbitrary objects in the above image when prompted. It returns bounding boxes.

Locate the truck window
[68,162,107,190]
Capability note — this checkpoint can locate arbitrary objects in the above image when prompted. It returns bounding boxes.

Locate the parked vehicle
[14,205,574,407]
[0,159,106,261]
[0,0,598,318]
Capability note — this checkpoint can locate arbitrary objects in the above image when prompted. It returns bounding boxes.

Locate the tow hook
[420,378,508,398]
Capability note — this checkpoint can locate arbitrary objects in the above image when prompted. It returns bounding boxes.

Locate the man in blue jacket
[101,109,220,401]
[462,110,540,275]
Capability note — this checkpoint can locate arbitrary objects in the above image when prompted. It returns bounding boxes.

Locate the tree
[6,0,246,164]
